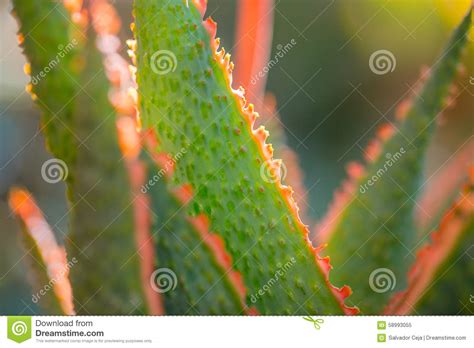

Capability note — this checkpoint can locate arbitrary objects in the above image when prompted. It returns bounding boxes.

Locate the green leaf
[142,149,247,314]
[8,188,75,315]
[67,35,142,314]
[12,0,142,314]
[415,140,473,238]
[133,0,355,315]
[11,0,79,170]
[319,8,472,314]
[385,175,474,315]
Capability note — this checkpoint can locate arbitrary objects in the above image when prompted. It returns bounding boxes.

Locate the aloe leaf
[12,0,141,314]
[118,113,246,314]
[69,32,141,315]
[318,8,472,313]
[90,0,246,314]
[8,188,75,315]
[385,171,474,315]
[141,142,248,314]
[232,3,308,218]
[260,95,309,219]
[90,0,164,314]
[122,147,165,315]
[133,0,356,314]
[11,0,80,170]
[415,139,473,237]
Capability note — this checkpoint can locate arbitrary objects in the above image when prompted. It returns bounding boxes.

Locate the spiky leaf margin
[9,188,75,315]
[385,169,474,315]
[133,0,356,315]
[318,8,471,314]
[12,0,142,314]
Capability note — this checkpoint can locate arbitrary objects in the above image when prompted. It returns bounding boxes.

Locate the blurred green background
[1,0,472,314]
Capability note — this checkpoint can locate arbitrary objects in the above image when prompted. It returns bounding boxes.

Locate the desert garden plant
[6,0,473,315]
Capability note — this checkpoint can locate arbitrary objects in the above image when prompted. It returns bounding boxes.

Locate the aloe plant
[11,0,141,314]
[385,171,474,315]
[5,0,472,316]
[317,10,472,313]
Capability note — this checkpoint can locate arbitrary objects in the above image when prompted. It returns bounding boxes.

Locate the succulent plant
[5,0,473,316]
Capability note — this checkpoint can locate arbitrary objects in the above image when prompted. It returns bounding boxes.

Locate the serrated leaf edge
[8,188,75,315]
[384,168,474,315]
[188,0,358,315]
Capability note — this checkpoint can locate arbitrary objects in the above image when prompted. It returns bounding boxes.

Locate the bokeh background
[1,0,472,314]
